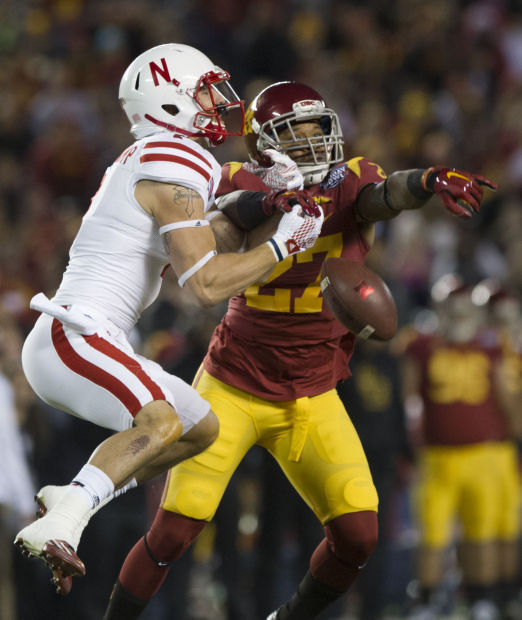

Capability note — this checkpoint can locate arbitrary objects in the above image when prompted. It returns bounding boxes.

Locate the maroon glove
[262,189,321,218]
[421,166,497,218]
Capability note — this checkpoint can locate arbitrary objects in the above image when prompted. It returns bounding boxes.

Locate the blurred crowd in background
[0,1,521,619]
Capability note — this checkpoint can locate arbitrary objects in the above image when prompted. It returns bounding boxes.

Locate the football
[320,257,398,340]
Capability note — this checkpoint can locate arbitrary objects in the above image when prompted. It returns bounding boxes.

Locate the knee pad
[146,508,206,563]
[325,510,378,567]
[311,511,378,592]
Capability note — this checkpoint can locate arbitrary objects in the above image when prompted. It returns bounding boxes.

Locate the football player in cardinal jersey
[98,80,498,620]
[14,50,324,593]
[403,277,520,620]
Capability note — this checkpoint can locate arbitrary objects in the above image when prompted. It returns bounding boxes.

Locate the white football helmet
[119,43,244,146]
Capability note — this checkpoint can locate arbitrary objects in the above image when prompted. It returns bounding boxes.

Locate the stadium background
[0,1,520,619]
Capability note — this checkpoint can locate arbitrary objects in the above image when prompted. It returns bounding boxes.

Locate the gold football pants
[161,370,378,523]
[414,442,520,547]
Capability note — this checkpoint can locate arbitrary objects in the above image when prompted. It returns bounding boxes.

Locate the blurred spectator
[0,372,34,620]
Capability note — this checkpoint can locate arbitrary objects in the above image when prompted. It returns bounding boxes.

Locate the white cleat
[36,484,111,549]
[266,613,279,620]
[15,514,86,587]
[35,486,84,551]
[34,486,75,595]
[36,485,68,515]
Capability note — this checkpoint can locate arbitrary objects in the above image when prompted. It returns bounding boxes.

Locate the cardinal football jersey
[203,157,387,400]
[53,133,221,334]
[405,332,509,445]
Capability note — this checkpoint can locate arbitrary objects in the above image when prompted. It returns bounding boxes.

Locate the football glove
[421,166,497,218]
[259,148,304,191]
[262,189,322,218]
[267,204,324,261]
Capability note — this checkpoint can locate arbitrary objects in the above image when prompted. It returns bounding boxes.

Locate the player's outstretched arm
[356,167,497,223]
[136,180,323,307]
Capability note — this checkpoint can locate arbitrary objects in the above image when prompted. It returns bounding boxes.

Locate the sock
[69,464,115,509]
[103,579,149,620]
[276,571,343,620]
[115,478,138,498]
[88,478,138,520]
[118,510,206,599]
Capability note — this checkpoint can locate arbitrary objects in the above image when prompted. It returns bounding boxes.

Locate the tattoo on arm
[171,187,200,219]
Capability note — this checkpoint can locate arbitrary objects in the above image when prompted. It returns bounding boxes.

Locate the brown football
[320,257,398,340]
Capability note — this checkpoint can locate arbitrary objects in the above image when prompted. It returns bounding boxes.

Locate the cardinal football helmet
[245,81,344,185]
[119,44,244,146]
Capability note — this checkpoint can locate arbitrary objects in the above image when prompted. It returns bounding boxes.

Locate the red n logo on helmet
[149,58,180,86]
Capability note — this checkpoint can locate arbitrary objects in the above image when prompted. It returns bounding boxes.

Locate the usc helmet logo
[244,106,254,135]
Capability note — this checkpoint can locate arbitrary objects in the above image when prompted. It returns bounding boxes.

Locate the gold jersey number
[244,233,343,313]
[427,349,491,405]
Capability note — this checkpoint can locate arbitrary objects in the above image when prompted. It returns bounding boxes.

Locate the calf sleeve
[276,511,378,620]
[311,510,378,592]
[119,508,205,599]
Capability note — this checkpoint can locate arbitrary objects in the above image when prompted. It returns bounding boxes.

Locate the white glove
[261,149,304,191]
[266,204,324,261]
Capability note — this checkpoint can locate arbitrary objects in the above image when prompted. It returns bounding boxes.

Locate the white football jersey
[53,132,221,334]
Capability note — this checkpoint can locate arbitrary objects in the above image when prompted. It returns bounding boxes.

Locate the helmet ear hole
[162,104,180,117]
[134,74,140,90]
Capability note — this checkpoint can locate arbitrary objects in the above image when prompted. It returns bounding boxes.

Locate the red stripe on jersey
[144,141,213,169]
[51,319,142,415]
[82,332,166,402]
[140,153,211,182]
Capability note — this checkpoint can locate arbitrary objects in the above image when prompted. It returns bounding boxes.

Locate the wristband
[266,237,287,261]
[419,168,437,193]
[408,169,433,199]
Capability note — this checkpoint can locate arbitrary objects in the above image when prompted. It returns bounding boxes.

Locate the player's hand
[262,189,322,218]
[421,166,497,218]
[260,148,304,191]
[268,204,324,261]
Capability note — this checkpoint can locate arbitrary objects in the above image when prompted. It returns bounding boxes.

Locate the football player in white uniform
[14,44,324,593]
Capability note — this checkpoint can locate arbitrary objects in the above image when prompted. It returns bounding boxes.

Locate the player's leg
[36,358,221,519]
[459,443,518,619]
[410,448,459,617]
[15,315,213,588]
[494,442,521,618]
[103,371,259,619]
[261,389,379,620]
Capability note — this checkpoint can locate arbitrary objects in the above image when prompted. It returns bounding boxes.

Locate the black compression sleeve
[215,190,269,230]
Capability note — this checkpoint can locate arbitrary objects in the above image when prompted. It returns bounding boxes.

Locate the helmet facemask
[254,104,344,185]
[192,71,245,145]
